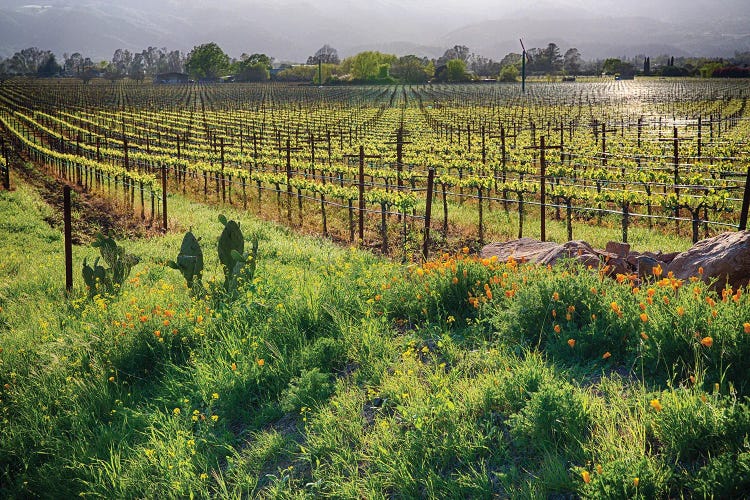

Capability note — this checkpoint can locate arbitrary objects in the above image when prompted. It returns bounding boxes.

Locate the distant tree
[233,54,272,82]
[108,49,132,79]
[238,53,272,69]
[712,65,750,78]
[64,52,85,75]
[36,53,61,77]
[343,51,396,81]
[7,47,55,75]
[528,43,563,74]
[563,48,582,75]
[732,51,750,66]
[498,64,519,82]
[468,54,500,77]
[699,61,723,78]
[128,53,146,81]
[275,65,317,82]
[603,59,620,74]
[499,52,522,69]
[307,44,339,65]
[163,50,185,73]
[185,42,230,80]
[390,55,432,83]
[437,45,470,66]
[445,59,470,82]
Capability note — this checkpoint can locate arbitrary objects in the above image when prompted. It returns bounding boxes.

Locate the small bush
[302,337,346,374]
[280,368,334,413]
[509,382,589,455]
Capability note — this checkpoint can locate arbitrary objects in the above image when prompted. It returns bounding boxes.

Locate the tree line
[1,42,748,83]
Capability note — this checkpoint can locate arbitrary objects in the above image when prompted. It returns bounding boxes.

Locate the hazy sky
[1,0,749,60]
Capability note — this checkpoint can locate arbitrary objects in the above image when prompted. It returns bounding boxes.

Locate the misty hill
[443,16,750,60]
[0,0,748,62]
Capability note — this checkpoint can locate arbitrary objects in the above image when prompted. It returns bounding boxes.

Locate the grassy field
[1,177,750,498]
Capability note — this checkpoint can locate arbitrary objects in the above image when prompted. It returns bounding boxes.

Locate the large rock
[481,239,606,270]
[667,231,750,290]
[480,238,559,263]
[537,240,603,269]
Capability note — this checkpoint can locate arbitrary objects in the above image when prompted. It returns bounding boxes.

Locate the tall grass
[1,184,748,498]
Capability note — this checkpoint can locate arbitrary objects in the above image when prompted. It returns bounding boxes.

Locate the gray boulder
[667,231,750,290]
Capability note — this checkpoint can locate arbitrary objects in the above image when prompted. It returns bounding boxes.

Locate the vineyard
[1,79,749,258]
[2,79,750,498]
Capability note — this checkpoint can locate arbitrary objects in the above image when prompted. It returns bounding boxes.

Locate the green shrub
[281,368,334,413]
[302,337,346,374]
[509,382,589,456]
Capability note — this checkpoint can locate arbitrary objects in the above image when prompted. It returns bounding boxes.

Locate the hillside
[0,0,748,60]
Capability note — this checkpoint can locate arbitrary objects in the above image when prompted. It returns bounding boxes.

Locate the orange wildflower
[581,470,591,484]
[700,337,713,348]
[602,352,611,359]
[650,399,662,412]
[554,324,561,333]
[567,338,576,348]
[744,322,750,334]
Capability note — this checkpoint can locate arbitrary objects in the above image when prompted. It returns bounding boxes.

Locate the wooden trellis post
[277,139,303,224]
[344,146,382,244]
[525,136,562,242]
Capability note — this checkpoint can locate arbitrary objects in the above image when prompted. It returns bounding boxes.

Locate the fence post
[423,168,435,260]
[739,166,750,231]
[358,145,365,243]
[162,163,168,232]
[64,186,73,294]
[540,136,547,242]
[2,140,9,190]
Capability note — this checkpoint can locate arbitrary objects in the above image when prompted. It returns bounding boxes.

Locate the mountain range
[0,0,748,62]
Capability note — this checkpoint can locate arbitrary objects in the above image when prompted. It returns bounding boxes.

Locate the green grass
[1,181,749,498]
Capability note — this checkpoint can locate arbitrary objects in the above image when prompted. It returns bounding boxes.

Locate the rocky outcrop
[481,231,750,289]
[480,238,559,263]
[667,231,750,290]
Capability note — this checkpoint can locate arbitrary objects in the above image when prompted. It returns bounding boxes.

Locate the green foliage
[280,368,334,413]
[302,337,347,374]
[185,42,229,79]
[509,383,589,455]
[390,55,432,83]
[82,233,139,297]
[498,64,519,82]
[342,51,396,81]
[651,391,750,461]
[232,54,271,82]
[445,59,470,82]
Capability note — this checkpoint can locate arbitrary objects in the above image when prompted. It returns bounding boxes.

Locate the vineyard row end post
[64,185,73,293]
[423,168,435,260]
[739,166,750,231]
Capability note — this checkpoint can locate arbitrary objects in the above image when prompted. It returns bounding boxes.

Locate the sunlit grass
[1,183,749,498]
